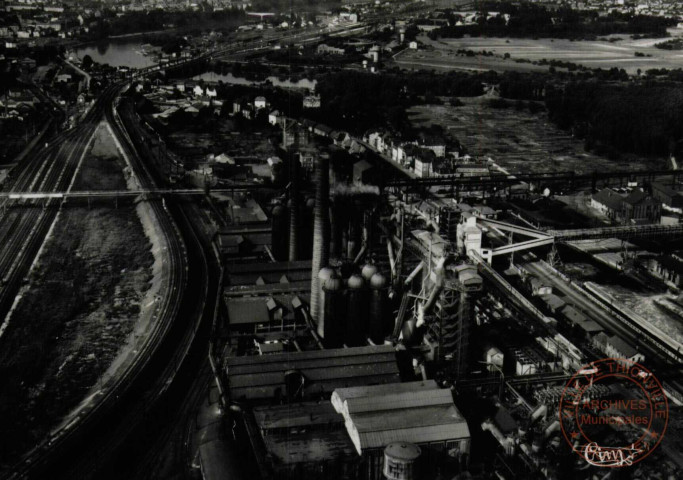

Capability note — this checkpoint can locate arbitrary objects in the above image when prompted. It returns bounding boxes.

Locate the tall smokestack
[288,155,300,261]
[310,153,330,321]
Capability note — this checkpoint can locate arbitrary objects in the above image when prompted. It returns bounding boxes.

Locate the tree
[82,54,93,70]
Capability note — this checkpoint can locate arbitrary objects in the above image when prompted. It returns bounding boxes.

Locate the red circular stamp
[559,358,668,467]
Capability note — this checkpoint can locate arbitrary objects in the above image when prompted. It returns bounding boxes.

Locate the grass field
[394,28,683,74]
[408,98,665,174]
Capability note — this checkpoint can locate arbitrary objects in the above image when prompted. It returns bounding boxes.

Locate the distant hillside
[251,0,341,13]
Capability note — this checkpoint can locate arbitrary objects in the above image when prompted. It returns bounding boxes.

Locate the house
[303,94,321,109]
[591,188,624,220]
[561,305,588,326]
[604,335,645,363]
[205,87,217,98]
[55,73,72,83]
[621,189,661,223]
[651,182,683,213]
[527,276,552,296]
[254,96,267,109]
[317,43,345,55]
[540,293,566,314]
[268,109,281,125]
[414,149,435,178]
[418,133,447,157]
[193,84,204,97]
[647,254,683,288]
[409,41,418,49]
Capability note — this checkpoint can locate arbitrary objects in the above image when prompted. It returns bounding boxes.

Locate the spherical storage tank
[361,263,378,282]
[384,442,421,480]
[345,274,367,346]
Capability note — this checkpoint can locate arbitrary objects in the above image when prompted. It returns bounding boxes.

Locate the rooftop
[332,381,469,454]
[226,345,400,403]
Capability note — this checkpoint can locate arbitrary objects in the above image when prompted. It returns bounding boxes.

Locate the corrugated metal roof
[345,388,453,415]
[226,299,270,325]
[227,346,400,402]
[331,380,438,413]
[253,402,343,431]
[357,420,470,450]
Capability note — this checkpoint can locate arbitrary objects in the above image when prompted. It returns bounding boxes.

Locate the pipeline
[416,256,447,328]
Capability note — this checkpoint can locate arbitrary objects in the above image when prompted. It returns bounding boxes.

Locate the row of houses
[591,187,662,224]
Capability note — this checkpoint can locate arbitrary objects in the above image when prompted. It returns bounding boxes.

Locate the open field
[408,98,664,174]
[395,28,683,74]
[0,124,157,466]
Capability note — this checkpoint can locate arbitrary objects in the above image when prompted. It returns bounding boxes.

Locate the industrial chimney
[310,153,330,321]
[288,155,301,261]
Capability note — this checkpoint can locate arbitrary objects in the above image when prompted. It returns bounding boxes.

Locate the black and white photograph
[0,0,682,479]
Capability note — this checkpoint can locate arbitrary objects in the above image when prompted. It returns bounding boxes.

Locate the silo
[345,274,367,346]
[322,272,345,348]
[315,267,334,337]
[384,442,421,480]
[271,204,288,261]
[369,272,388,344]
[310,153,330,321]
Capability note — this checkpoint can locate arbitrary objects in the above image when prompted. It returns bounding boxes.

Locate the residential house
[254,96,267,109]
[303,94,321,109]
[604,335,645,363]
[317,43,345,55]
[268,109,281,125]
[418,133,447,158]
[193,84,204,97]
[647,254,683,288]
[651,181,683,213]
[622,189,661,223]
[414,148,435,178]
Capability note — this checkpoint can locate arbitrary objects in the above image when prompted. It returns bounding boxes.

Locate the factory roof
[576,319,604,335]
[331,380,438,413]
[607,335,639,359]
[561,305,588,325]
[251,401,356,466]
[226,298,271,325]
[540,293,566,311]
[226,345,400,402]
[226,260,312,286]
[334,381,470,453]
[253,401,343,431]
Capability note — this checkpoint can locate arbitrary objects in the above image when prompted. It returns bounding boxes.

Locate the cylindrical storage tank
[369,272,388,344]
[383,442,421,480]
[322,273,345,348]
[315,267,334,333]
[345,274,367,346]
[361,264,378,282]
[271,204,288,261]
